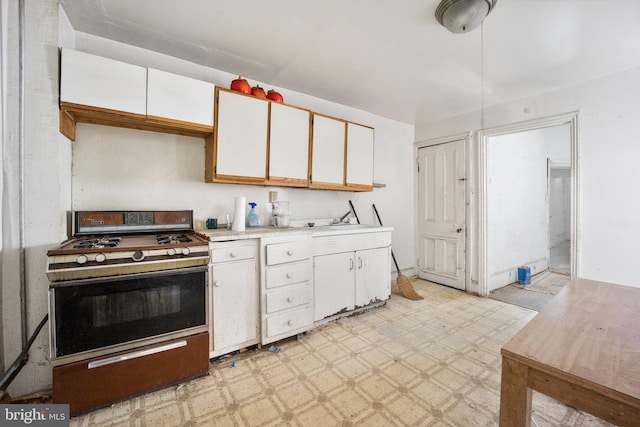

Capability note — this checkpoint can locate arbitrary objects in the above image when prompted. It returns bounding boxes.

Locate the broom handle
[372,204,402,274]
[348,200,360,224]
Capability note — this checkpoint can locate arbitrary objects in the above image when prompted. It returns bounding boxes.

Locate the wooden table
[499,278,640,426]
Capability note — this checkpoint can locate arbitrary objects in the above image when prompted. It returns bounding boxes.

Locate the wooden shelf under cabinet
[59,102,214,141]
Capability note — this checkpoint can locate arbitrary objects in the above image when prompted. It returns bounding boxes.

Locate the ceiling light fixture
[435,0,497,33]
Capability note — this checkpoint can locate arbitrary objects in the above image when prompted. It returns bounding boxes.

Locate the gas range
[47,210,211,414]
[46,210,210,282]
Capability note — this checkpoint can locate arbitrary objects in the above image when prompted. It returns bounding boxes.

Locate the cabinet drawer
[265,261,311,289]
[266,283,312,314]
[265,305,313,339]
[210,244,255,263]
[266,240,311,265]
[53,333,208,416]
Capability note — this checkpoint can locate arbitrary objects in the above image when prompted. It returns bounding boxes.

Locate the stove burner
[73,237,122,249]
[157,234,193,245]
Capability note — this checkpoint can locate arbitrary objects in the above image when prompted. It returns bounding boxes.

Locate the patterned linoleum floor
[71,279,611,426]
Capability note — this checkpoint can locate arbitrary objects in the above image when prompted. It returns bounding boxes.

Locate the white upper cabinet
[213,89,268,181]
[310,114,346,190]
[147,68,214,127]
[346,123,375,191]
[60,48,147,115]
[268,103,310,187]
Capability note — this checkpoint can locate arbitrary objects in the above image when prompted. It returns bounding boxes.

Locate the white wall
[416,66,640,289]
[486,125,570,290]
[1,0,70,397]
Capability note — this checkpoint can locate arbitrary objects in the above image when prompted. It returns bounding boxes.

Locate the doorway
[548,164,571,275]
[478,112,579,296]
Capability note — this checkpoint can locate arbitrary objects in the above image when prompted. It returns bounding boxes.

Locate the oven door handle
[87,340,187,369]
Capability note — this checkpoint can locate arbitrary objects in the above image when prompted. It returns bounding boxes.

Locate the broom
[372,204,423,300]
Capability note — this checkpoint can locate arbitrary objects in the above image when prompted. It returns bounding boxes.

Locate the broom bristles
[397,274,423,300]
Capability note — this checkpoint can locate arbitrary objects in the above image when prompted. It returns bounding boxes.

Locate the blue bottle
[247,202,261,227]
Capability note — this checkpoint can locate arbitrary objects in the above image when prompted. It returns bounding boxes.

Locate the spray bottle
[247,202,261,227]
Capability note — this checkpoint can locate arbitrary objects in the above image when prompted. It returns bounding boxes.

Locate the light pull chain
[480,21,485,130]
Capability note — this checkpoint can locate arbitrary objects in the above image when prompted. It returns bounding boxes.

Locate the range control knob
[76,254,88,265]
[167,248,176,256]
[95,253,106,263]
[132,250,145,262]
[181,247,190,256]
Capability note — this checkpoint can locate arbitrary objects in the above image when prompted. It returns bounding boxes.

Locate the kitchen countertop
[196,226,312,242]
[196,224,392,241]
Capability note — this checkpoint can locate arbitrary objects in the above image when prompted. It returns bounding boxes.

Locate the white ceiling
[60,0,640,126]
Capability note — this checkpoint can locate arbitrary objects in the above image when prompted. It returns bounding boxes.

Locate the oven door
[49,266,208,365]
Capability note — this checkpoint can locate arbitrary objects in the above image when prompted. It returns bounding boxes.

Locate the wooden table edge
[500,350,640,426]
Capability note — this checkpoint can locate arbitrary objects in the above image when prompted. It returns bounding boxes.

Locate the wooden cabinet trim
[60,102,213,141]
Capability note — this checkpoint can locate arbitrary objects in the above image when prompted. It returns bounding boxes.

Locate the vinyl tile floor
[71,279,611,427]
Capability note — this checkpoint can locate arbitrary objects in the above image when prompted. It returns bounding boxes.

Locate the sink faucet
[336,208,352,224]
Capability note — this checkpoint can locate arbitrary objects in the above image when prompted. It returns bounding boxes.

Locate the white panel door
[418,140,466,290]
[346,123,374,188]
[147,68,214,126]
[310,114,346,187]
[269,103,310,182]
[60,48,147,115]
[216,90,268,178]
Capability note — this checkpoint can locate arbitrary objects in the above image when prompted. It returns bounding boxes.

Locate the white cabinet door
[60,48,147,115]
[355,247,391,307]
[147,68,214,127]
[313,252,355,321]
[310,114,346,189]
[268,103,310,186]
[211,258,258,356]
[346,123,375,190]
[215,89,268,179]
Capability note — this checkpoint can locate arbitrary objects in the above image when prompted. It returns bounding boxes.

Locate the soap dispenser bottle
[247,202,261,227]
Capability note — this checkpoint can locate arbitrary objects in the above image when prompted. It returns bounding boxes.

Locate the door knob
[456,228,462,233]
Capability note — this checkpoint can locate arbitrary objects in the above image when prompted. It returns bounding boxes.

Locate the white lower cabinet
[209,240,259,358]
[313,231,391,322]
[261,235,313,344]
[206,230,390,357]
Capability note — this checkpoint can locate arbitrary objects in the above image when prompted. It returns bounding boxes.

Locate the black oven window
[54,269,206,357]
[91,284,182,328]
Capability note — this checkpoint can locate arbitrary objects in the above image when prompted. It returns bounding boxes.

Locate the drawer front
[53,333,209,416]
[210,244,255,263]
[265,305,313,339]
[266,261,311,289]
[266,240,311,265]
[312,231,392,256]
[266,283,312,314]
